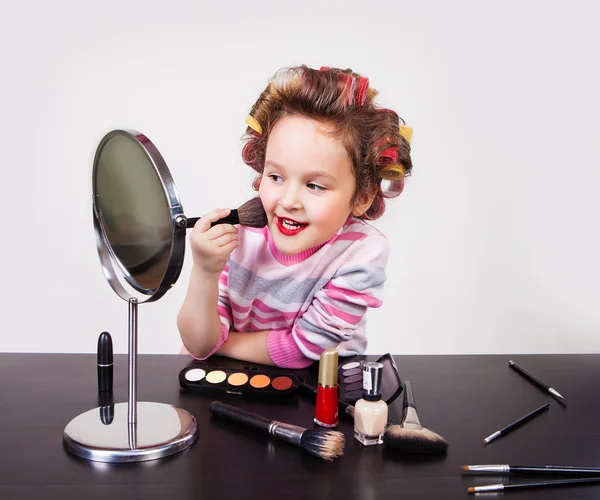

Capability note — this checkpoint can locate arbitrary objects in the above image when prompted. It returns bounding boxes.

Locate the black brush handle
[508,360,550,391]
[404,380,416,409]
[499,403,550,435]
[186,209,240,228]
[504,477,600,490]
[209,401,272,433]
[513,465,600,474]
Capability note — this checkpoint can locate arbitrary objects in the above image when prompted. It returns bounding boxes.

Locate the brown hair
[241,65,413,220]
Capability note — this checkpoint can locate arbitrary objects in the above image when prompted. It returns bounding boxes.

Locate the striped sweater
[202,215,390,368]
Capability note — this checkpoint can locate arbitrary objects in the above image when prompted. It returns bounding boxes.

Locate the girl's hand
[189,208,239,275]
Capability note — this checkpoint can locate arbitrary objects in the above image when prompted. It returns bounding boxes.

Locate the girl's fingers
[193,208,231,233]
[213,231,239,249]
[221,238,239,253]
[205,222,238,241]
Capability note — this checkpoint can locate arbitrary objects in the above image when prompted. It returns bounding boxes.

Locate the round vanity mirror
[63,129,198,463]
[92,130,187,302]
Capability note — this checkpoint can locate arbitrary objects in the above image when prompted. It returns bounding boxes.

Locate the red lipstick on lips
[276,216,307,236]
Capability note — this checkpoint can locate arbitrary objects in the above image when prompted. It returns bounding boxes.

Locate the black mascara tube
[97,331,113,393]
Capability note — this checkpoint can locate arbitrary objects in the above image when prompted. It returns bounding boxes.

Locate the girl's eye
[269,174,283,183]
[307,183,326,191]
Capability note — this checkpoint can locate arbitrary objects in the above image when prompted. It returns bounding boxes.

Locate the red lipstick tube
[314,348,339,427]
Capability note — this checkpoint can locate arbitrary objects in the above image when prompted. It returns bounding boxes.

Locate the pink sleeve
[268,233,389,368]
[267,329,315,368]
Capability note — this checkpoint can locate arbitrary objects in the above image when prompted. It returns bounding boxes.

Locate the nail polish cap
[318,348,338,388]
[362,362,383,401]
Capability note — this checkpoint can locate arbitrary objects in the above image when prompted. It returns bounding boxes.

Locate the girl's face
[259,115,364,255]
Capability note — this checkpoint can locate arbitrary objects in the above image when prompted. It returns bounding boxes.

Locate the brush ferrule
[270,421,304,446]
[403,407,422,428]
[467,465,509,473]
[471,484,504,492]
[483,430,501,444]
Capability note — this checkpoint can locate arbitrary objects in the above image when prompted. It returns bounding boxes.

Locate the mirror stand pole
[128,297,138,426]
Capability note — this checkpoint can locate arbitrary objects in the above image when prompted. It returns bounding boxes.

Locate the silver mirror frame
[91,129,187,303]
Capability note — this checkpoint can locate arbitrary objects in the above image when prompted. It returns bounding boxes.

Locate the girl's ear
[351,187,377,217]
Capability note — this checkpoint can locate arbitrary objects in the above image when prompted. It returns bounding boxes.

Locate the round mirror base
[63,401,198,463]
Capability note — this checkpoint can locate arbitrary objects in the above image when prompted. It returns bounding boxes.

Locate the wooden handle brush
[186,197,267,229]
[209,401,345,462]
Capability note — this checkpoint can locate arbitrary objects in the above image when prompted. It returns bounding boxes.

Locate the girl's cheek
[258,188,273,212]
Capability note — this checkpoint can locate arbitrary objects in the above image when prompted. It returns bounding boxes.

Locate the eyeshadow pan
[343,368,362,377]
[249,374,270,389]
[345,382,363,392]
[185,368,206,382]
[341,361,361,370]
[205,370,227,384]
[228,372,249,386]
[271,376,293,391]
[346,389,363,400]
[344,374,363,384]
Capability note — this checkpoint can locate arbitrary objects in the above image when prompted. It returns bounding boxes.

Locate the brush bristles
[385,425,448,455]
[237,197,268,228]
[300,428,345,461]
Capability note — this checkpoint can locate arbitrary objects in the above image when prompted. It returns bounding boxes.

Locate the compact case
[338,353,404,405]
[179,362,301,399]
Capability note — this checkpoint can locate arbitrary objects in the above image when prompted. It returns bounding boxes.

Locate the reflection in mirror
[94,134,172,292]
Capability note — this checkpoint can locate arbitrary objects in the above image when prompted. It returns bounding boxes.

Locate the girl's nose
[278,185,302,211]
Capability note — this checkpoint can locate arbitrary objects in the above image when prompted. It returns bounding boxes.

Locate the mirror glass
[93,133,173,292]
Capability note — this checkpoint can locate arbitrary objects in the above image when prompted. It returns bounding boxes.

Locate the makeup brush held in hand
[209,401,345,462]
[186,197,267,229]
[385,380,449,455]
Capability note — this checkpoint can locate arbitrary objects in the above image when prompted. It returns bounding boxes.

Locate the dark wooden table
[1,353,600,499]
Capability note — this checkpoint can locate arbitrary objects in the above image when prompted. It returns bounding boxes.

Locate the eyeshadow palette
[179,363,301,399]
[338,353,404,405]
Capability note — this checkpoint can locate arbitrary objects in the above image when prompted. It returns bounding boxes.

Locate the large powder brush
[384,380,448,455]
[338,381,448,455]
[209,401,345,462]
[186,197,267,229]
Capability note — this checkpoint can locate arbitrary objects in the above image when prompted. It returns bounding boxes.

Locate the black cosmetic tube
[97,331,113,393]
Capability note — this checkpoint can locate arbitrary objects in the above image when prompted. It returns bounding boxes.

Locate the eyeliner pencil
[468,477,600,493]
[509,360,567,405]
[483,403,550,445]
[463,464,600,475]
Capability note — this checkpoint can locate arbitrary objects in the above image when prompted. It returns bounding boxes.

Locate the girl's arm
[177,266,224,358]
[177,208,238,359]
[216,330,275,365]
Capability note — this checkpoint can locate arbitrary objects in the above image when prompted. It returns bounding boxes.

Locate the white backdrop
[1,1,598,355]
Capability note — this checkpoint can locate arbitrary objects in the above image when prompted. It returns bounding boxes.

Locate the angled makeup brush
[186,197,267,229]
[384,380,448,455]
[209,401,345,462]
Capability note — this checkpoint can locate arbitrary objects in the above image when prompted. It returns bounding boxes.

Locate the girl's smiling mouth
[276,216,308,236]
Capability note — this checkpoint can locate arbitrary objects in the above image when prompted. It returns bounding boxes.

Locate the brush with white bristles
[209,401,345,462]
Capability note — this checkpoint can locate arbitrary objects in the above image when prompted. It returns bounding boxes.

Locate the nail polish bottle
[354,361,387,445]
[314,348,339,427]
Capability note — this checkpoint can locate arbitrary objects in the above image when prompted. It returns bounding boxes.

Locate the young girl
[178,65,413,368]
